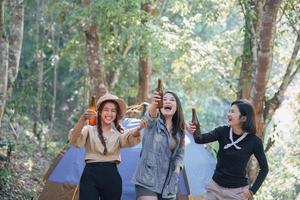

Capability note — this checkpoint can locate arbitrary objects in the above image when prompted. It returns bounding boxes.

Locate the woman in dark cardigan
[189,100,268,200]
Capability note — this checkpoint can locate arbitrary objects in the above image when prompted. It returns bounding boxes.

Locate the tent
[39,118,216,200]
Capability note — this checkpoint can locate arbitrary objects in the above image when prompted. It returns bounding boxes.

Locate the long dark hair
[97,100,123,154]
[160,91,185,148]
[231,100,257,135]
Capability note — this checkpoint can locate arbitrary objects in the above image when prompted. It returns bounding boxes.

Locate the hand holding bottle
[149,79,164,117]
[83,110,97,121]
[188,108,201,135]
[151,91,162,108]
[85,96,97,126]
[148,91,162,118]
[132,118,148,137]
[156,79,163,108]
[138,118,148,131]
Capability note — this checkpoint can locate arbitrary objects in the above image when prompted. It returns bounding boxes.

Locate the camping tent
[39,118,216,200]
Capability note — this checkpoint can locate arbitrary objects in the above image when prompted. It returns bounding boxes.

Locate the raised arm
[68,110,96,147]
[68,115,88,147]
[148,91,162,118]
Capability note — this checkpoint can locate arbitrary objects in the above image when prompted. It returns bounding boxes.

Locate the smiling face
[161,92,177,118]
[100,102,118,126]
[227,104,244,129]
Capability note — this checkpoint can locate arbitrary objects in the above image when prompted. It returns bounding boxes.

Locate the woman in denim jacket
[132,90,185,200]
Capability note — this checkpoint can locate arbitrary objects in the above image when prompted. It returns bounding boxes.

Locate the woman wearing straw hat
[69,93,147,200]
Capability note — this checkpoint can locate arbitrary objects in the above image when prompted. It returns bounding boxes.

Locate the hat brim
[112,98,127,120]
[96,95,127,120]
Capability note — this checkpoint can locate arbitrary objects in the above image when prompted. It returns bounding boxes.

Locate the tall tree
[136,2,153,104]
[250,0,283,136]
[0,0,24,128]
[0,0,8,129]
[239,0,300,183]
[238,0,260,99]
[50,15,58,132]
[33,0,44,138]
[82,0,107,99]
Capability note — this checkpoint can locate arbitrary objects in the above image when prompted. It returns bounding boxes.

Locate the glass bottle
[156,79,163,109]
[192,108,200,135]
[88,96,97,126]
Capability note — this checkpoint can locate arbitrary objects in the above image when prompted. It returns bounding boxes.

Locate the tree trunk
[137,55,151,103]
[239,0,283,186]
[82,0,107,99]
[34,50,44,138]
[246,0,300,187]
[6,0,23,100]
[50,19,58,132]
[238,0,256,99]
[0,0,8,129]
[50,57,57,132]
[7,0,24,96]
[107,69,120,91]
[0,0,24,128]
[250,0,283,137]
[136,2,153,103]
[33,0,44,139]
[0,38,8,129]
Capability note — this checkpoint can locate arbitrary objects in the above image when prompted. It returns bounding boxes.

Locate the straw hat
[96,93,127,119]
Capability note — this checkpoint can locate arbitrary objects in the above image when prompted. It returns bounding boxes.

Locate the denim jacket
[132,112,184,199]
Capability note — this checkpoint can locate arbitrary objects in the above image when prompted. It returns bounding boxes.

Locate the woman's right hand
[187,123,197,134]
[148,91,162,118]
[83,110,97,120]
[138,118,148,130]
[151,91,162,108]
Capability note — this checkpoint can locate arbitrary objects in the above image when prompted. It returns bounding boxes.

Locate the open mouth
[164,105,172,111]
[105,117,113,121]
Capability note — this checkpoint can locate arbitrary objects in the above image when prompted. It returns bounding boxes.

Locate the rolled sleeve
[69,125,89,147]
[144,111,158,128]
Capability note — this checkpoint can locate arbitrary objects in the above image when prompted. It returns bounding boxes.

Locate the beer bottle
[88,96,97,126]
[156,79,163,109]
[191,108,200,135]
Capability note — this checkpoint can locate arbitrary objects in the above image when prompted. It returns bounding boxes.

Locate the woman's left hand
[138,118,148,131]
[187,123,197,134]
[243,189,253,199]
[132,118,148,137]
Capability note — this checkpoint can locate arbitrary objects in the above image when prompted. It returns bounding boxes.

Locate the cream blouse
[69,116,141,163]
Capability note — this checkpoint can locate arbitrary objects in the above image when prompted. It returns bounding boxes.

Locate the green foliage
[5,0,244,140]
[2,0,300,198]
[256,96,300,199]
[0,168,11,179]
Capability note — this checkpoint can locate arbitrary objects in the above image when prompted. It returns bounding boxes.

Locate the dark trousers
[79,162,122,200]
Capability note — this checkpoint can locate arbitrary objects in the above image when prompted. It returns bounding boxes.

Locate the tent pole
[71,185,79,200]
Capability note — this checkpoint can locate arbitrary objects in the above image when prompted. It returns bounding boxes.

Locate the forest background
[0,0,299,199]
